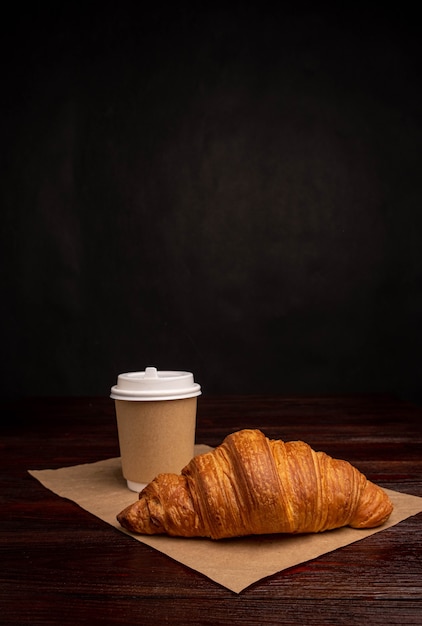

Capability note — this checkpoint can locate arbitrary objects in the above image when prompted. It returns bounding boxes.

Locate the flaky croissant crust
[117,429,393,539]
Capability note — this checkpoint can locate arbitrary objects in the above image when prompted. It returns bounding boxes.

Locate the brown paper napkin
[28,448,422,593]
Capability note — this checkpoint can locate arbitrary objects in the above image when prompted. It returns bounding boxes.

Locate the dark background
[1,4,421,402]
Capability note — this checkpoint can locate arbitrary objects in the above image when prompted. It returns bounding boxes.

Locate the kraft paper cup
[110,367,201,492]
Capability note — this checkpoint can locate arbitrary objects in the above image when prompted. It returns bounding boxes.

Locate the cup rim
[110,387,201,401]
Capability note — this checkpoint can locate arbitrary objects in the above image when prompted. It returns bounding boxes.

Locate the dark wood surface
[1,394,421,625]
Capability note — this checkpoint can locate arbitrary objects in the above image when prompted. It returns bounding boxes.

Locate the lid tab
[144,367,158,379]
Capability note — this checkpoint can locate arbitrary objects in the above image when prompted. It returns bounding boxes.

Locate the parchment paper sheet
[29,448,422,593]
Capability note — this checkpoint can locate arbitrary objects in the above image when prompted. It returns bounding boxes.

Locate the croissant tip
[116,505,133,531]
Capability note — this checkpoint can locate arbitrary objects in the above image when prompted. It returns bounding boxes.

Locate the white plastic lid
[110,366,201,401]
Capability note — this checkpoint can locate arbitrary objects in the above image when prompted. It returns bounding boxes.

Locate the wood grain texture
[1,394,421,625]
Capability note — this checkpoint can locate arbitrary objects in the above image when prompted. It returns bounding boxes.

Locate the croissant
[117,429,393,539]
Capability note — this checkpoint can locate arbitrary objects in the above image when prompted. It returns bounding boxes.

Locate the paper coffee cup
[110,367,201,492]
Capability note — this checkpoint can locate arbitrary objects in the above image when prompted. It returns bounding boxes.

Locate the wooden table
[1,394,421,624]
